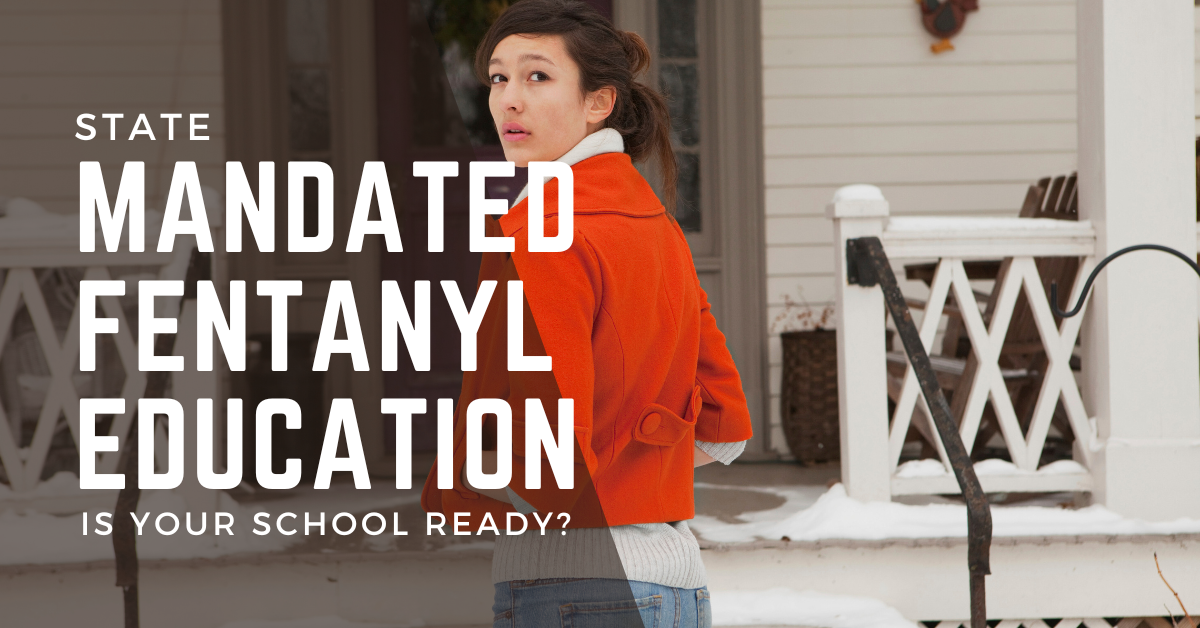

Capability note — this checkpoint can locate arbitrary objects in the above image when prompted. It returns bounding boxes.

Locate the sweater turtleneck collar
[510,127,625,208]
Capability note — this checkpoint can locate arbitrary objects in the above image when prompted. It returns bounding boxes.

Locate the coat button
[642,413,661,434]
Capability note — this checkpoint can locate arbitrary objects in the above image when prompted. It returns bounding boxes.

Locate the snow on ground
[691,482,1200,544]
[710,587,917,628]
[0,488,298,565]
[216,589,917,628]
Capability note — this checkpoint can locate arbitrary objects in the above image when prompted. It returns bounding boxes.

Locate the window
[657,0,701,232]
[286,0,333,238]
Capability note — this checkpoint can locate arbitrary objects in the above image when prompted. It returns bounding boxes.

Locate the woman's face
[487,33,615,167]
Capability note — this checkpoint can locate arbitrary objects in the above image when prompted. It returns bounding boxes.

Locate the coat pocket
[631,385,704,446]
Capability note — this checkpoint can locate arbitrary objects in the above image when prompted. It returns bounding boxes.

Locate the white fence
[828,185,1101,500]
[0,198,212,513]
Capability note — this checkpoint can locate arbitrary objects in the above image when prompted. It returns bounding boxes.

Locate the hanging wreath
[919,0,979,54]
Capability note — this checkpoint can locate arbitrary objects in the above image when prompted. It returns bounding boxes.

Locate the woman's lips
[501,123,530,142]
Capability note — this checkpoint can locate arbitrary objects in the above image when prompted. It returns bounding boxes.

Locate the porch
[3,460,1199,627]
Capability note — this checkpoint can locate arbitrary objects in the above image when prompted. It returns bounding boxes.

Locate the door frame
[614,0,771,458]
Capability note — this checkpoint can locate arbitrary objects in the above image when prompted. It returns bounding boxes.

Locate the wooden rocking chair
[888,173,1082,463]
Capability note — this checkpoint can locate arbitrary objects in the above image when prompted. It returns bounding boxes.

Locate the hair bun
[619,30,652,76]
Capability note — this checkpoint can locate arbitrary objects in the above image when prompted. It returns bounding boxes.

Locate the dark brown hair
[475,0,678,214]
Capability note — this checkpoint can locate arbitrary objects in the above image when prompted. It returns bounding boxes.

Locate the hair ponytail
[475,0,679,216]
[618,29,650,75]
[610,32,677,214]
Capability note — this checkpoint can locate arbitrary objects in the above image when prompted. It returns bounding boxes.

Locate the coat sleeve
[692,259,755,444]
[503,222,602,513]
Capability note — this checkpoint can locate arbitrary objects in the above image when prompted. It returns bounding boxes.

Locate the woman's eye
[489,74,506,84]
[530,71,549,82]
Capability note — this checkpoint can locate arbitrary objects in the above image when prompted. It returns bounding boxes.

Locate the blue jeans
[492,578,712,628]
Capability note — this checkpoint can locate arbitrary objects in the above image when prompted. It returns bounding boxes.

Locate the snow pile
[0,471,84,499]
[691,483,1200,544]
[710,587,916,628]
[0,196,169,249]
[0,197,78,232]
[220,618,424,628]
[886,216,1089,233]
[893,458,947,478]
[830,184,885,203]
[0,489,298,565]
[894,458,1088,478]
[976,459,1087,476]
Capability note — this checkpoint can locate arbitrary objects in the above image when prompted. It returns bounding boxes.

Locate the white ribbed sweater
[495,439,744,589]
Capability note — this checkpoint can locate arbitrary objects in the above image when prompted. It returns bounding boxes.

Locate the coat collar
[498,131,665,238]
[510,127,624,207]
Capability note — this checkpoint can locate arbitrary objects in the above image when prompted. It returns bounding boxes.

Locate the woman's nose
[497,82,524,112]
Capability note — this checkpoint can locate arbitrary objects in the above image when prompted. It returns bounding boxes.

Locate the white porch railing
[0,197,214,513]
[828,185,1100,500]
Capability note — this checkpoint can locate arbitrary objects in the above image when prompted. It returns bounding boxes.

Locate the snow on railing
[828,185,1098,500]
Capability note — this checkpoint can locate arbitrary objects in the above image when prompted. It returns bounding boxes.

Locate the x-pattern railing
[888,255,1097,476]
[0,212,186,495]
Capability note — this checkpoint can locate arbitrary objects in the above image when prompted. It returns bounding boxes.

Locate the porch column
[828,185,891,502]
[1076,1,1200,519]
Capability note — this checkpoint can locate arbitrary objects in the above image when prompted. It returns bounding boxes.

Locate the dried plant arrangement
[770,289,834,335]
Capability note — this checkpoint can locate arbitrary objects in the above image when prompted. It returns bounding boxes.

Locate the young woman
[420,1,754,626]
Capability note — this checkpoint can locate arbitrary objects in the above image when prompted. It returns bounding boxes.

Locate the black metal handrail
[1051,243,1200,318]
[113,248,209,628]
[847,236,992,628]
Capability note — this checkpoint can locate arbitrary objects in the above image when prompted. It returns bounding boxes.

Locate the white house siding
[0,0,225,216]
[761,0,1088,456]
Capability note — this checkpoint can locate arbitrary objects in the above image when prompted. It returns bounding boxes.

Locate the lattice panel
[888,256,1097,476]
[927,618,1179,628]
[0,264,168,493]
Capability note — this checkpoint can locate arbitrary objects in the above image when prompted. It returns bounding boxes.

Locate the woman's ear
[585,86,617,124]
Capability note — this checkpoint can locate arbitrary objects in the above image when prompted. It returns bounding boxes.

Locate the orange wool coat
[420,151,753,528]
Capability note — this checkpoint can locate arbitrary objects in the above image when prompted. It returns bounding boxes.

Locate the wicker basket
[779,329,840,464]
